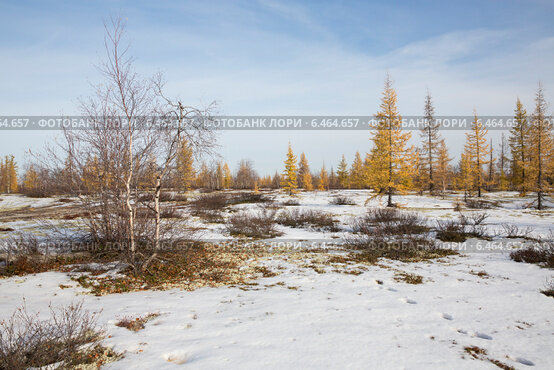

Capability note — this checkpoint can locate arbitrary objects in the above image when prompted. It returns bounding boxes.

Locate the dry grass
[463,346,514,369]
[74,243,265,295]
[394,271,424,284]
[115,313,160,332]
[347,238,455,264]
[470,270,489,278]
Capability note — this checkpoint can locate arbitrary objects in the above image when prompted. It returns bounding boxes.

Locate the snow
[0,194,62,211]
[1,191,553,368]
[0,252,552,369]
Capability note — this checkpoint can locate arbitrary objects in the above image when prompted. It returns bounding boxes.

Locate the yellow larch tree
[527,83,554,209]
[23,165,40,194]
[337,154,349,189]
[318,165,329,191]
[176,138,195,191]
[1,155,18,193]
[435,139,452,195]
[215,162,224,190]
[464,111,490,197]
[82,156,102,194]
[349,152,365,189]
[223,162,232,189]
[509,98,530,195]
[302,171,314,191]
[281,142,298,195]
[420,91,442,193]
[458,150,473,201]
[366,74,415,207]
[297,152,312,190]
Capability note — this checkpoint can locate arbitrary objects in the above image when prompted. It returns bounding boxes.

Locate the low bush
[346,236,454,263]
[510,240,554,268]
[0,301,120,369]
[226,208,282,238]
[191,193,228,211]
[435,212,489,242]
[228,192,273,205]
[501,224,535,239]
[330,196,356,206]
[346,208,454,263]
[465,198,495,209]
[351,208,429,236]
[541,278,554,298]
[277,209,339,231]
[435,218,467,242]
[281,198,300,206]
[195,210,225,223]
[160,206,182,219]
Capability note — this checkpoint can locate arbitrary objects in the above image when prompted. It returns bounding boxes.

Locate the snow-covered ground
[0,252,552,369]
[0,191,553,369]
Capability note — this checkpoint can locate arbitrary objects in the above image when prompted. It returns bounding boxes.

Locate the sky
[1,0,553,174]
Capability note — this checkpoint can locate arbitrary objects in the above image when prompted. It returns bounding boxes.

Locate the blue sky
[1,0,553,174]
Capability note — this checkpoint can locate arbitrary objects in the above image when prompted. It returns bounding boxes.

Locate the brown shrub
[191,193,229,211]
[510,240,554,268]
[541,278,554,298]
[160,206,182,219]
[0,301,114,369]
[226,209,282,238]
[352,208,429,236]
[277,209,339,231]
[228,192,273,205]
[435,212,489,242]
[501,224,535,239]
[346,236,454,263]
[330,196,356,205]
[281,198,300,206]
[465,198,496,209]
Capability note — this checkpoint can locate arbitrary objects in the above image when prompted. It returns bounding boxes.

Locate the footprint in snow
[471,331,493,340]
[441,313,453,320]
[400,297,417,304]
[163,350,189,365]
[507,356,535,366]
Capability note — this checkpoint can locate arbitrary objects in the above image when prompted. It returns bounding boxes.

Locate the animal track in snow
[507,356,535,366]
[163,350,190,365]
[441,313,453,320]
[471,331,493,340]
[400,297,417,304]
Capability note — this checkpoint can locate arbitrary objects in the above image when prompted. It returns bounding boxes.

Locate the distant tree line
[3,77,553,210]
